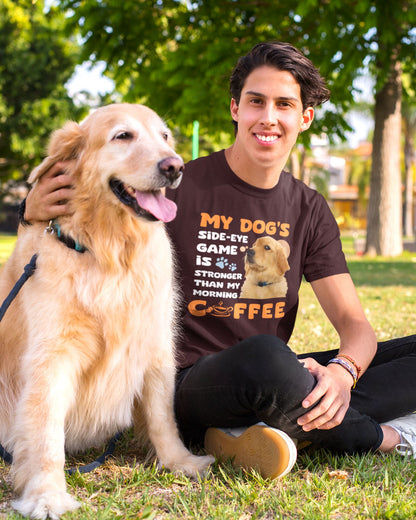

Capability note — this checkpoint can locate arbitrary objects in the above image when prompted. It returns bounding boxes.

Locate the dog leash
[0,254,37,466]
[0,432,124,475]
[0,443,13,465]
[0,221,86,324]
[0,254,37,322]
[66,431,124,475]
[0,253,123,473]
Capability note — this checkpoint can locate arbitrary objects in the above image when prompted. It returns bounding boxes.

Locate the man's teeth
[256,134,278,142]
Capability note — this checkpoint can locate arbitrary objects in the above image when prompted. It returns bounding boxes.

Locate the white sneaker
[204,422,297,479]
[383,412,416,458]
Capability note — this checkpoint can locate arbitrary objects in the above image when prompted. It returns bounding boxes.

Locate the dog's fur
[239,236,290,299]
[0,103,212,519]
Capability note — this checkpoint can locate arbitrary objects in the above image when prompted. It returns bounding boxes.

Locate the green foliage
[348,151,371,201]
[0,0,86,183]
[60,0,415,145]
[1,0,415,182]
[310,167,330,199]
[0,233,16,265]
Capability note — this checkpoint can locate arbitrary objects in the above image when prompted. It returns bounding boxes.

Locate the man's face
[230,66,314,172]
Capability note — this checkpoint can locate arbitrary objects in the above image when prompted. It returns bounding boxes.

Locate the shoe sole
[204,424,297,479]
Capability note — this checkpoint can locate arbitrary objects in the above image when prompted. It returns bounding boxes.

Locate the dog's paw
[164,453,214,479]
[12,491,80,520]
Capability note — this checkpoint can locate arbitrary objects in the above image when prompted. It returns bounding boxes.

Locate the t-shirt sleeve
[303,194,349,282]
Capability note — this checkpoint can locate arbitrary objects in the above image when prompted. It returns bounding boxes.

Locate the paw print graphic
[228,263,237,272]
[216,257,228,269]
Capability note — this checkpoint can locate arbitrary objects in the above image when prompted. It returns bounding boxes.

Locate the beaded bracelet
[336,354,362,376]
[327,358,358,388]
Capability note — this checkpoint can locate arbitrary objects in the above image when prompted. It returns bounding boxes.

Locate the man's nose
[260,103,278,125]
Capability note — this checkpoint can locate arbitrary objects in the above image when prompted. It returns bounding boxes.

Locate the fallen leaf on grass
[327,469,350,480]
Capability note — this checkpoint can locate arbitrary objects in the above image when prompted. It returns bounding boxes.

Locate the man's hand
[25,162,74,223]
[297,357,353,431]
[299,273,378,432]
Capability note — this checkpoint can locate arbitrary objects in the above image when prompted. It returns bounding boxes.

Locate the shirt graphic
[188,211,291,321]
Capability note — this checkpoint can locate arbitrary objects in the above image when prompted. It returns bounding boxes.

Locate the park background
[1,0,416,257]
[1,1,416,518]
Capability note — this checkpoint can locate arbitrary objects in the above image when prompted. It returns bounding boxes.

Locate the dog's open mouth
[109,179,177,223]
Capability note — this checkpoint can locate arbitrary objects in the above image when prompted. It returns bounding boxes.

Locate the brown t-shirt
[167,150,348,369]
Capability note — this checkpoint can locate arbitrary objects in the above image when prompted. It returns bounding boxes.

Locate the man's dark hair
[229,41,330,110]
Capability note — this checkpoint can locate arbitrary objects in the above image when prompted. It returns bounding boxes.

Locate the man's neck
[224,145,285,189]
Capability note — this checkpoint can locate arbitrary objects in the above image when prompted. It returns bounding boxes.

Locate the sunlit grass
[0,234,16,266]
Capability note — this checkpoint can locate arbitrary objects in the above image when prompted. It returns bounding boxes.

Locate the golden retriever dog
[239,236,290,299]
[0,103,213,519]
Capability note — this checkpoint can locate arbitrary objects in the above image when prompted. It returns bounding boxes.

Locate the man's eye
[114,131,133,140]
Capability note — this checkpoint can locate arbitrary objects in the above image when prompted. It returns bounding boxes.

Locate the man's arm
[24,162,74,223]
[297,272,377,432]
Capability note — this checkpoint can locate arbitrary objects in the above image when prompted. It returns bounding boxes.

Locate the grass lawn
[0,233,415,519]
[0,235,17,267]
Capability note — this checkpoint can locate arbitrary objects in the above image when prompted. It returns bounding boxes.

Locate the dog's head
[245,236,290,279]
[29,103,183,223]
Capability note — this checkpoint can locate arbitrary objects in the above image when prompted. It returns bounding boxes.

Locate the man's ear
[230,98,239,123]
[300,107,314,132]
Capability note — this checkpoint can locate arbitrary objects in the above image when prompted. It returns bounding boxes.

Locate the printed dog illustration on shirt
[239,237,290,299]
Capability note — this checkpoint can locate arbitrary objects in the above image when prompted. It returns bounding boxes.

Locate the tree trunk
[403,116,415,237]
[365,60,403,256]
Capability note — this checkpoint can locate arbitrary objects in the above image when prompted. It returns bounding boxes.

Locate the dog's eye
[264,245,271,251]
[114,131,133,141]
[162,132,169,142]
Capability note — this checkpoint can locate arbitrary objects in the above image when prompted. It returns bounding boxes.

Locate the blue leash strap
[0,443,13,464]
[66,431,124,475]
[0,431,123,474]
[0,254,38,322]
[0,254,38,466]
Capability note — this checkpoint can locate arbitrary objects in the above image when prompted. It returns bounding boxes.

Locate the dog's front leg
[11,347,80,520]
[140,364,213,479]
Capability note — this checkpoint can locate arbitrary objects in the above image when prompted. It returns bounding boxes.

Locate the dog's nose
[158,156,184,184]
[246,248,255,262]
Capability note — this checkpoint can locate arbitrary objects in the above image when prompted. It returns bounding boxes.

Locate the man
[23,42,416,478]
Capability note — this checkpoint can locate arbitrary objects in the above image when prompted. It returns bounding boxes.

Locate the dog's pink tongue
[135,191,177,222]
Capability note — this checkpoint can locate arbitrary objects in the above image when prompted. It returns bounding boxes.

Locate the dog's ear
[277,240,290,259]
[276,240,290,275]
[28,121,84,183]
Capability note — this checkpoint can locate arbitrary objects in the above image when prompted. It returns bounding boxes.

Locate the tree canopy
[0,0,84,184]
[62,0,415,139]
[64,0,416,255]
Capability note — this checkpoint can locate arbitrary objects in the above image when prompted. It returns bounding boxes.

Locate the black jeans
[175,334,416,453]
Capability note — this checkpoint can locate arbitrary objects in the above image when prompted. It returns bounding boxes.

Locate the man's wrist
[327,358,357,389]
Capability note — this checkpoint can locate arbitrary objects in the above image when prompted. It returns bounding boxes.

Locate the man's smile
[254,133,280,144]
